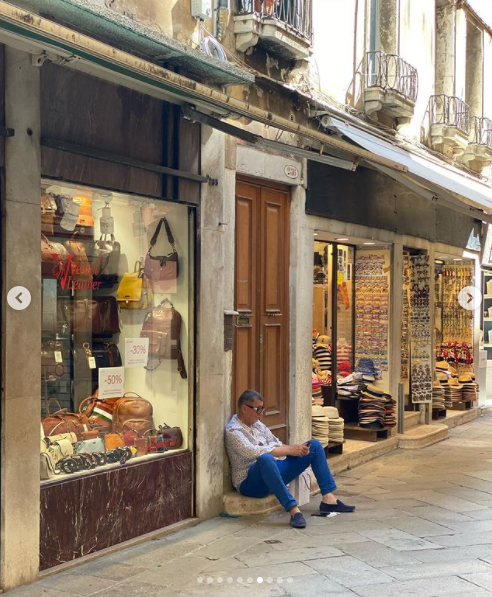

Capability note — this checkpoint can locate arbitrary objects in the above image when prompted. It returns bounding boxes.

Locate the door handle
[267,313,282,317]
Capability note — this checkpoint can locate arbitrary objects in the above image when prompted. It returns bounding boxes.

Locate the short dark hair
[238,389,264,409]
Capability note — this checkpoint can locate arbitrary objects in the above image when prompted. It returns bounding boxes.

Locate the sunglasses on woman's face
[246,404,265,414]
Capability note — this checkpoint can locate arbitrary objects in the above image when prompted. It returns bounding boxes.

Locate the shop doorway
[233,177,290,442]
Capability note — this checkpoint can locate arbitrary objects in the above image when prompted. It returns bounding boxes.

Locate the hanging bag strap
[147,218,177,260]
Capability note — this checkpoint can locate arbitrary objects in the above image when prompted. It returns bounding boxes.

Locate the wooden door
[233,178,290,442]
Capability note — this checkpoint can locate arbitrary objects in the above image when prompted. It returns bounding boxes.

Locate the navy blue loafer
[320,499,355,514]
[290,512,307,528]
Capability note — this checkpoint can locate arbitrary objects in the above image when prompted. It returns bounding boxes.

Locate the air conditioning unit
[191,0,212,20]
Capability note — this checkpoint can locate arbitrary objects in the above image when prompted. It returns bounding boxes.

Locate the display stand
[450,400,474,411]
[432,408,447,420]
[324,441,344,457]
[343,423,390,442]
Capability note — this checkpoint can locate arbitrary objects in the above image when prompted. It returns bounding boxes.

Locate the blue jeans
[239,439,337,511]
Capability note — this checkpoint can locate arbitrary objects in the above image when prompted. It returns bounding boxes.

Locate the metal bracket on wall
[0,126,14,137]
[41,137,208,184]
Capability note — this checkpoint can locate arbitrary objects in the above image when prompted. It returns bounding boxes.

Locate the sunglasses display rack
[409,254,432,404]
[355,253,389,374]
[401,253,411,381]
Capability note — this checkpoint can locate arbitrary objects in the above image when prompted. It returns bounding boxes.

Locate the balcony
[234,0,313,61]
[428,95,470,158]
[461,117,492,173]
[362,51,418,124]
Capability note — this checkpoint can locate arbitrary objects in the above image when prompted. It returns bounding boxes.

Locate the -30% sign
[125,337,149,368]
[98,366,125,398]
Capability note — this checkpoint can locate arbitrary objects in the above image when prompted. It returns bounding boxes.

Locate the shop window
[40,182,193,482]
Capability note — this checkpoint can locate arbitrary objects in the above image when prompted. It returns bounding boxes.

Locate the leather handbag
[65,231,91,279]
[42,234,69,277]
[88,234,121,286]
[73,341,122,379]
[144,218,179,292]
[49,437,74,461]
[58,296,120,334]
[117,261,152,309]
[74,196,94,228]
[122,429,140,447]
[41,340,67,380]
[40,452,56,480]
[112,393,154,435]
[140,298,187,378]
[157,423,184,449]
[41,193,57,235]
[134,437,148,456]
[43,398,93,440]
[74,437,105,453]
[78,394,120,430]
[104,433,125,451]
[46,432,77,444]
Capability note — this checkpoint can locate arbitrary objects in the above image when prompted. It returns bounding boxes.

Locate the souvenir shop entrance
[312,236,396,447]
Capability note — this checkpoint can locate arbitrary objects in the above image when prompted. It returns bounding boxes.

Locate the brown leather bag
[112,393,154,435]
[78,393,120,431]
[42,399,95,440]
[65,231,91,280]
[140,299,187,378]
[58,296,120,334]
[104,433,125,451]
[41,235,69,277]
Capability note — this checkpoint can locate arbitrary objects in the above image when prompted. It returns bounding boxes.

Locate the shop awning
[328,116,492,216]
[9,0,255,87]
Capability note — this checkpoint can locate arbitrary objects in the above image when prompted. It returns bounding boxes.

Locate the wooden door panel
[233,182,260,405]
[263,199,283,313]
[233,178,289,441]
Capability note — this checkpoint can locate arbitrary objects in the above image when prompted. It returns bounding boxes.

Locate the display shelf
[432,408,447,420]
[449,400,475,411]
[343,423,390,442]
[324,441,344,456]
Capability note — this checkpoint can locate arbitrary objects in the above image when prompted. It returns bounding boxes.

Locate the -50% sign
[99,366,125,399]
[125,337,149,368]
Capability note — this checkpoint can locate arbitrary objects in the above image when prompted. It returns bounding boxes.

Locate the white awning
[329,117,492,214]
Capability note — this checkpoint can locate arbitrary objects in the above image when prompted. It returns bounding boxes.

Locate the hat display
[311,406,329,447]
[436,361,449,371]
[355,358,380,381]
[313,342,332,371]
[432,383,445,411]
[328,417,344,444]
[358,384,395,429]
[323,406,339,419]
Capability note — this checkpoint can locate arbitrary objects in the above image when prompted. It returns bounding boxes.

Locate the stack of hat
[323,406,344,444]
[436,370,452,408]
[337,372,365,399]
[449,377,463,404]
[358,385,389,429]
[337,339,352,363]
[311,405,329,447]
[312,372,323,406]
[384,395,397,428]
[355,358,380,382]
[313,335,332,371]
[432,382,445,410]
[459,373,478,402]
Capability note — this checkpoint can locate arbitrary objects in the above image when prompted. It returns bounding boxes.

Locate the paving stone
[117,542,204,568]
[400,544,492,563]
[430,531,492,548]
[200,557,249,572]
[191,535,261,560]
[87,581,174,597]
[462,508,492,520]
[235,545,343,567]
[70,561,147,582]
[379,559,492,580]
[359,528,440,551]
[335,541,421,568]
[400,505,473,526]
[274,573,358,596]
[410,491,488,513]
[266,532,371,550]
[353,575,484,597]
[128,556,210,586]
[205,561,315,582]
[387,515,455,537]
[305,555,394,587]
[177,579,287,597]
[37,573,117,596]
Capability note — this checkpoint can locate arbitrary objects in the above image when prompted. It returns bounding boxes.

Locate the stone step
[404,411,421,431]
[222,436,399,516]
[398,424,448,450]
[442,407,480,429]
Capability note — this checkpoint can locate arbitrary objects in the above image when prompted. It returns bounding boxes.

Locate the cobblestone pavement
[11,410,492,597]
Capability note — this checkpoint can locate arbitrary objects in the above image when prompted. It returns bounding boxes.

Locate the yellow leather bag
[117,261,152,309]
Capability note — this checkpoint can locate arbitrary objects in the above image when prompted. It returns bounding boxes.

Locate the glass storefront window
[40,182,193,481]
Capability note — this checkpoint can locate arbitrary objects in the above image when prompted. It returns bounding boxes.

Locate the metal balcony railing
[365,51,418,103]
[471,117,492,149]
[428,94,471,135]
[238,0,313,42]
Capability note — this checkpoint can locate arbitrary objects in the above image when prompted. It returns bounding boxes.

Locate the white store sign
[124,337,149,368]
[98,366,125,399]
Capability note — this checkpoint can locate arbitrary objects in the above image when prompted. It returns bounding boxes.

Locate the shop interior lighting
[335,237,349,241]
[453,258,462,261]
[363,242,376,245]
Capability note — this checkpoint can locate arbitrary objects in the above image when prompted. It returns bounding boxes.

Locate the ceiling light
[363,242,375,245]
[453,258,462,261]
[335,237,349,241]
[435,260,444,264]
[313,233,318,236]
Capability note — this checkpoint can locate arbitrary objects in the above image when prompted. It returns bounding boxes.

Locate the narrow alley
[12,410,492,597]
